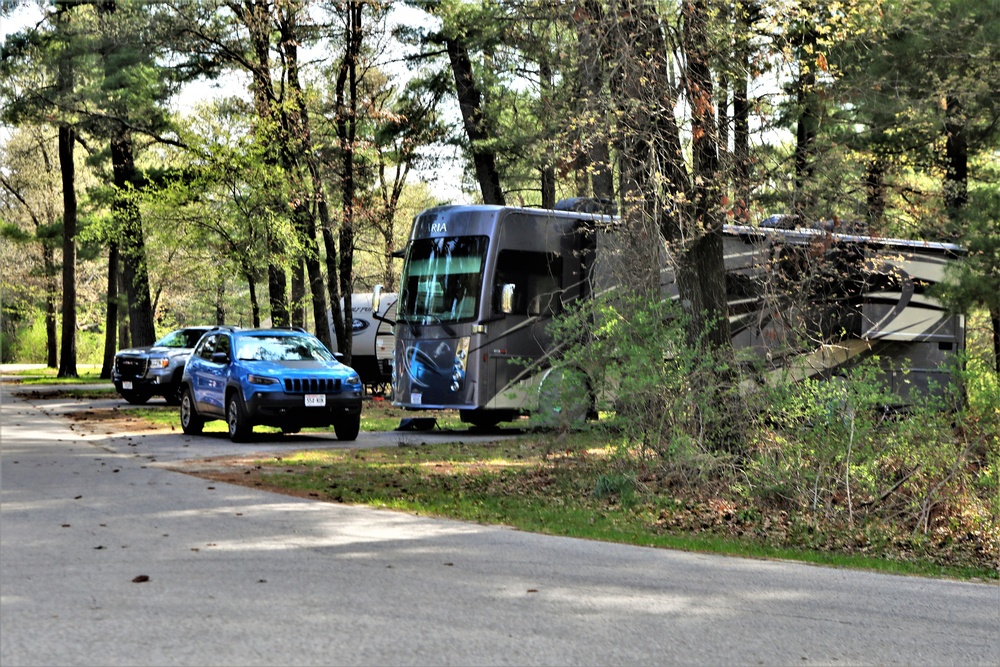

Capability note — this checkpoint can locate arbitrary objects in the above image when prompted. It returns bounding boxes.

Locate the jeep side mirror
[210,351,230,364]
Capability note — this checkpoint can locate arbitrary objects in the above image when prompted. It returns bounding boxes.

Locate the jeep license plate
[305,394,326,407]
[123,381,133,390]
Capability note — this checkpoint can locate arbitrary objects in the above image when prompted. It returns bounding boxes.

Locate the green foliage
[935,187,1000,315]
[523,288,996,569]
[593,471,636,506]
[8,313,51,365]
[6,310,105,366]
[541,292,748,456]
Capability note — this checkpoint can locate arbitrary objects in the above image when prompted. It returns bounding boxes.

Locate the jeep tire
[333,413,361,441]
[226,392,253,442]
[180,388,204,435]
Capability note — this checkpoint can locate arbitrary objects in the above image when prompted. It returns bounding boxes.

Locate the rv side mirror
[500,283,516,314]
[372,284,382,313]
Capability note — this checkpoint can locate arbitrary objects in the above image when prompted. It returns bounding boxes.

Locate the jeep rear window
[236,335,335,362]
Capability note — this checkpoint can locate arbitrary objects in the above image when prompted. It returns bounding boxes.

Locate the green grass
[3,367,106,384]
[245,435,998,582]
[128,398,468,434]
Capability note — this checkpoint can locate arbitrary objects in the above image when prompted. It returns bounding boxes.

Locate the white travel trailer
[326,293,398,395]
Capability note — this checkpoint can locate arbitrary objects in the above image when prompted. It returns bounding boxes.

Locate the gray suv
[112,326,214,405]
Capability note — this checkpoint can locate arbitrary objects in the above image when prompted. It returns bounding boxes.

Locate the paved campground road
[1,382,998,666]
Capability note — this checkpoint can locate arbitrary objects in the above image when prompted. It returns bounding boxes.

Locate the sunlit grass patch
[5,368,107,384]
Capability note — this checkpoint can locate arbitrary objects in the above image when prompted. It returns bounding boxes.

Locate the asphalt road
[2,382,998,667]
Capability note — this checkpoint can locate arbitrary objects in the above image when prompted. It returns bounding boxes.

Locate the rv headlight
[455,336,471,370]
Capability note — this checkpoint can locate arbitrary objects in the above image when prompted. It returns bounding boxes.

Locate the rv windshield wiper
[397,314,455,336]
[422,313,456,336]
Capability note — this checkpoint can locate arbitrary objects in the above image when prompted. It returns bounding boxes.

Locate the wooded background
[1,0,997,379]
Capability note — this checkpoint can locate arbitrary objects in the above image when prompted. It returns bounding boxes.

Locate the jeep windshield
[235,334,336,362]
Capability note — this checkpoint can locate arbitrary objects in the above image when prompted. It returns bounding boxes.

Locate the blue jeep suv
[179,327,364,442]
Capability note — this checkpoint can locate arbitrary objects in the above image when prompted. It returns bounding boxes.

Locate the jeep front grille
[116,357,148,379]
[283,377,342,393]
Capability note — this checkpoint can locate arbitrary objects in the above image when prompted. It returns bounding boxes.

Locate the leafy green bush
[540,292,748,458]
[8,309,106,366]
[10,313,51,364]
[535,291,996,565]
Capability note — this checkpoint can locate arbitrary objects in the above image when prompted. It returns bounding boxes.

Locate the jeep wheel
[226,392,253,442]
[333,413,361,441]
[180,388,204,435]
[121,390,151,405]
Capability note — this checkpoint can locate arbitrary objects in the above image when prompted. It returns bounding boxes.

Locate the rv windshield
[399,236,488,324]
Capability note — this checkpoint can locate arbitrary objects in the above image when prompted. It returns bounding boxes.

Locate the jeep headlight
[247,374,279,385]
[346,373,361,385]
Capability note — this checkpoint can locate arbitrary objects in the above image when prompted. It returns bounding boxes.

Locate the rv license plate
[305,394,326,407]
[411,392,422,405]
[123,381,133,390]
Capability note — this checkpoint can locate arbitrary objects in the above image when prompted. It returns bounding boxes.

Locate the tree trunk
[278,4,331,346]
[57,123,78,378]
[682,0,731,351]
[109,132,156,347]
[603,1,683,297]
[248,277,260,328]
[446,36,505,206]
[231,0,292,330]
[291,259,306,329]
[572,1,614,201]
[330,0,365,363]
[43,244,58,368]
[323,226,346,351]
[733,0,751,222]
[117,268,129,350]
[540,60,556,209]
[100,242,118,379]
[944,95,968,228]
[793,19,819,220]
[215,270,226,326]
[267,259,289,328]
[865,156,885,234]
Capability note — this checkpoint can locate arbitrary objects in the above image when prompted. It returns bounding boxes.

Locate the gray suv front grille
[116,357,148,378]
